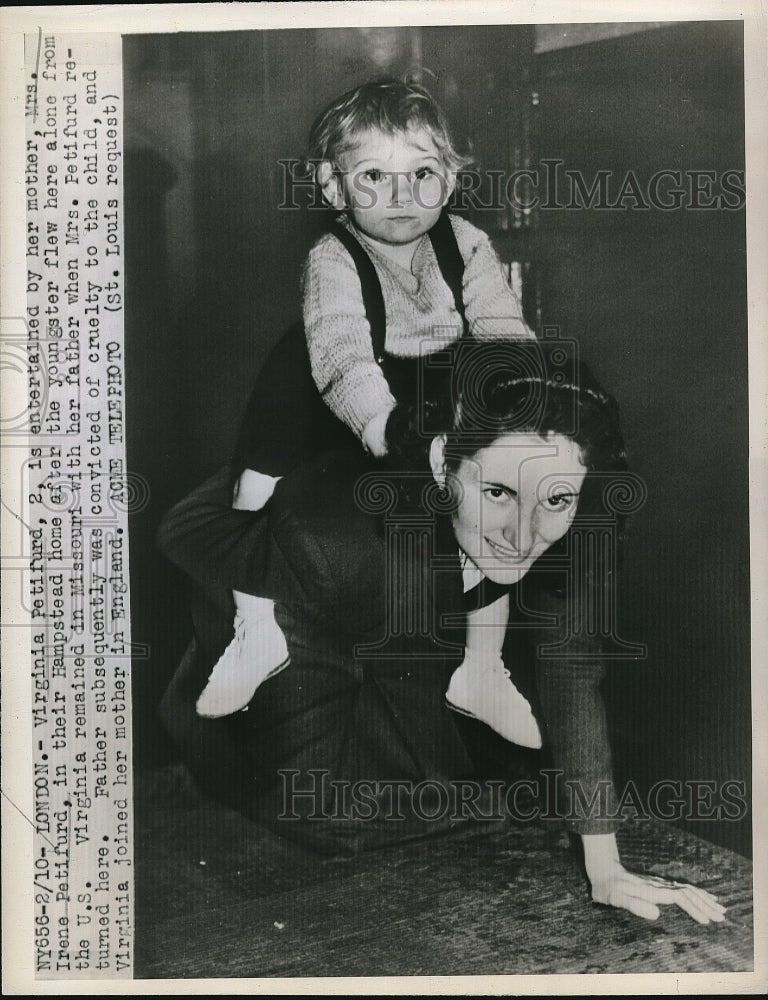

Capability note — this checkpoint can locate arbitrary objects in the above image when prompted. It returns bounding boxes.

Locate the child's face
[331,126,455,248]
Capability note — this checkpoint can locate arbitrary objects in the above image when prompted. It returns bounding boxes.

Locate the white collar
[460,552,485,593]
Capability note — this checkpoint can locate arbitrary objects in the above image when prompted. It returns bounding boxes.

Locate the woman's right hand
[590,863,727,924]
[582,832,726,923]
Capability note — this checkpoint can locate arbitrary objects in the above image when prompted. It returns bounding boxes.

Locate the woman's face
[432,432,588,585]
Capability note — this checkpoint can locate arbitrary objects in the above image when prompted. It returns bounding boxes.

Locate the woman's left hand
[589,859,727,924]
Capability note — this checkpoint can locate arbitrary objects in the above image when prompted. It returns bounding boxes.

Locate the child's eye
[414,166,437,181]
[363,168,387,184]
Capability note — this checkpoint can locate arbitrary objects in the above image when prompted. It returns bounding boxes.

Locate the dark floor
[135,764,753,980]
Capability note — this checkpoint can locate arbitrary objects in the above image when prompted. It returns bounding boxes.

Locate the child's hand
[362,410,391,458]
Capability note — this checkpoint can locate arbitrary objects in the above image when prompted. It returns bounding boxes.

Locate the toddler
[197,80,542,750]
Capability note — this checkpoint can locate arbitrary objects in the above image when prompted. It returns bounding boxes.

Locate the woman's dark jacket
[158,449,621,853]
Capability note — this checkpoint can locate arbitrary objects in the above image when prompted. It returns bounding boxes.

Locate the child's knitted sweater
[301,213,534,438]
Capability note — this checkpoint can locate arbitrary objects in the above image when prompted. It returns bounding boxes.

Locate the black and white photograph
[1,2,766,993]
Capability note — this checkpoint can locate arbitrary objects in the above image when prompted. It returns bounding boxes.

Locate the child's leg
[232,468,283,511]
[463,592,510,663]
[446,593,542,748]
[196,470,290,719]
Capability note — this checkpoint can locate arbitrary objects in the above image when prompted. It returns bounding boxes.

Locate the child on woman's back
[197,80,542,750]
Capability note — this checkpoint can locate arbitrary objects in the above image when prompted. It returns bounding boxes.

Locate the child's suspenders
[330,210,468,365]
[330,211,469,405]
[231,212,468,479]
[425,210,468,332]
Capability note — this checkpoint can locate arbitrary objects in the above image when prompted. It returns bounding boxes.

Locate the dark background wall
[123,22,750,855]
[530,22,749,856]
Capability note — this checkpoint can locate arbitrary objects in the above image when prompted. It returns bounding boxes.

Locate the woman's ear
[429,434,447,486]
[316,160,346,210]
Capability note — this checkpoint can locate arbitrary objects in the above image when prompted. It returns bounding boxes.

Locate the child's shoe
[196,598,289,718]
[445,654,542,748]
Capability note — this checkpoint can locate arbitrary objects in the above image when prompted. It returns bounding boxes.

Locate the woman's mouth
[485,537,525,560]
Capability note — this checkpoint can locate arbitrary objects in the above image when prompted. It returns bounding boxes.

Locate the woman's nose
[502,510,535,555]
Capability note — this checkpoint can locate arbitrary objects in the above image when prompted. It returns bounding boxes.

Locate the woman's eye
[483,487,510,502]
[545,493,577,511]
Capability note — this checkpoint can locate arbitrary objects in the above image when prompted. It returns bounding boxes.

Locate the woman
[158,341,724,925]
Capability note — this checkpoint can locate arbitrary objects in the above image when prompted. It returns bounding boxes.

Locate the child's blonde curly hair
[306,79,473,175]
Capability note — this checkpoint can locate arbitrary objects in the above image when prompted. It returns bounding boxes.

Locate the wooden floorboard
[134,765,753,980]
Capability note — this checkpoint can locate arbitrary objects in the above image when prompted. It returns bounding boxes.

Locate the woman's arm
[529,581,726,923]
[533,636,620,837]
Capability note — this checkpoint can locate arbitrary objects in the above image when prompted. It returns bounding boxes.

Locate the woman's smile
[485,536,526,559]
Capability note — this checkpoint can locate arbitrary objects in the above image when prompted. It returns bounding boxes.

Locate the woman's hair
[384,340,632,536]
[307,79,472,173]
